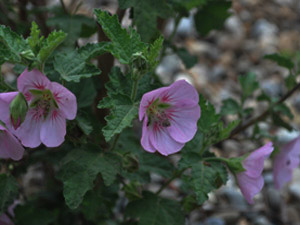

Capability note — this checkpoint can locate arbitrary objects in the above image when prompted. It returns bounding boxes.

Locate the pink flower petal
[237,173,264,204]
[243,142,273,178]
[0,213,14,225]
[0,92,18,123]
[150,126,184,156]
[139,86,168,121]
[0,129,24,161]
[167,104,201,143]
[14,109,42,148]
[17,69,51,99]
[40,110,66,147]
[273,136,300,189]
[162,80,199,105]
[140,116,156,153]
[50,82,77,120]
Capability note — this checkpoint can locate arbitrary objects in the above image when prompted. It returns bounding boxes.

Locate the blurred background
[1,0,300,224]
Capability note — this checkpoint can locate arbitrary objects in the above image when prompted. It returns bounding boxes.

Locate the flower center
[29,89,58,119]
[147,98,171,128]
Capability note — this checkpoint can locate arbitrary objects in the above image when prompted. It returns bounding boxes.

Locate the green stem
[130,79,139,101]
[110,133,120,151]
[204,157,228,163]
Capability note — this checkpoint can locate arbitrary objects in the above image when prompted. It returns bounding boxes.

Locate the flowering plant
[0,1,299,225]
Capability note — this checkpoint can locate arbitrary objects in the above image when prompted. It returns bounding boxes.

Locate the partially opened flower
[236,142,274,204]
[14,69,77,148]
[0,200,20,225]
[139,80,201,156]
[273,136,300,189]
[0,93,24,161]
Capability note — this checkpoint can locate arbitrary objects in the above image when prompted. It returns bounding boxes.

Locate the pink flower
[139,80,201,156]
[0,213,14,225]
[0,93,24,161]
[13,69,77,148]
[237,142,274,204]
[0,124,24,161]
[0,200,20,225]
[273,136,300,189]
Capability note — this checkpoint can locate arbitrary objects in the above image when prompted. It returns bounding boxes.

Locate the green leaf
[0,25,29,64]
[119,0,172,42]
[139,154,174,178]
[0,174,18,213]
[15,205,58,225]
[47,14,97,46]
[177,47,197,69]
[194,0,231,36]
[78,42,111,60]
[272,113,293,131]
[99,94,138,142]
[172,0,207,11]
[239,72,259,98]
[220,98,240,115]
[57,149,121,209]
[147,36,164,69]
[27,22,42,54]
[76,114,93,135]
[198,95,220,132]
[54,50,101,82]
[273,103,293,119]
[285,74,297,90]
[264,53,294,69]
[37,30,66,65]
[94,9,147,64]
[69,78,97,108]
[126,192,185,225]
[191,161,227,204]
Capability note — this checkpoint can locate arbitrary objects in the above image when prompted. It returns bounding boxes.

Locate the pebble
[203,217,225,225]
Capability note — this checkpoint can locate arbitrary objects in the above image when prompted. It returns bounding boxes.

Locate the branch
[229,81,300,138]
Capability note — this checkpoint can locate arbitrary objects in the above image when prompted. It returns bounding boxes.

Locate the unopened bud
[122,153,139,173]
[10,93,28,130]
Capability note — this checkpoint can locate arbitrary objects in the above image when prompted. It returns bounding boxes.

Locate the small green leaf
[47,14,97,44]
[78,42,111,60]
[272,113,293,131]
[220,98,240,115]
[38,30,66,65]
[119,0,172,42]
[76,115,93,135]
[198,95,220,132]
[194,0,231,36]
[191,161,227,204]
[0,25,29,64]
[99,94,138,142]
[27,22,42,54]
[0,174,18,213]
[264,53,294,69]
[285,74,297,90]
[94,9,147,64]
[239,72,259,98]
[54,50,101,82]
[57,149,121,209]
[177,47,197,69]
[147,36,164,69]
[126,192,185,225]
[273,103,293,119]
